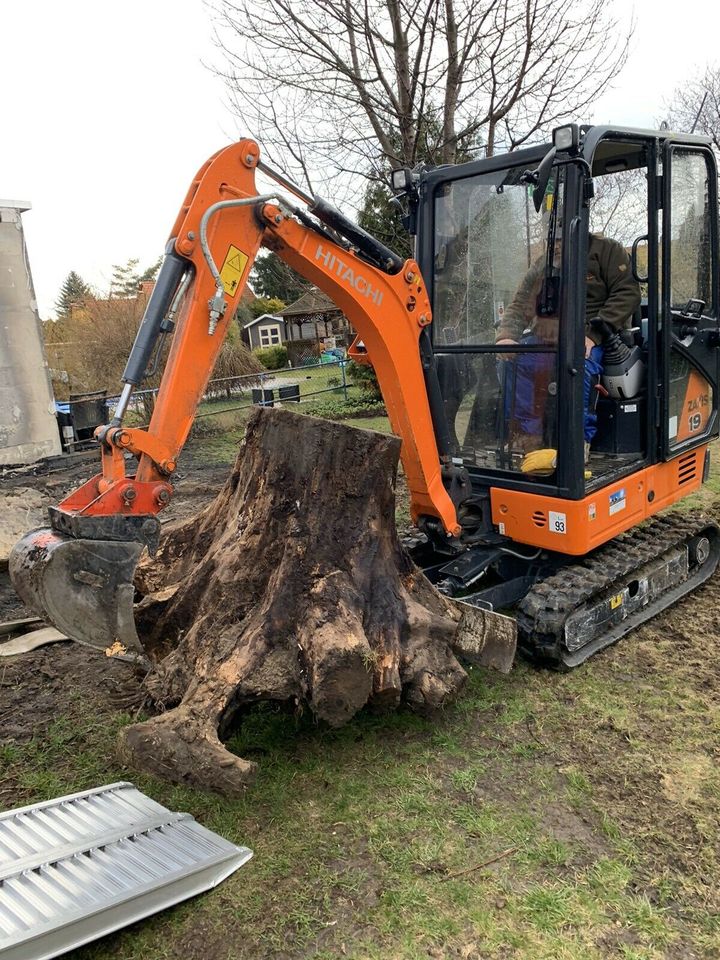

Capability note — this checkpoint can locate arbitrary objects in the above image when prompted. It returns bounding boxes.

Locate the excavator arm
[10,140,460,651]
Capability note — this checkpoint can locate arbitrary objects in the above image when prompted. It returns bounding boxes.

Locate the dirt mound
[0,487,48,563]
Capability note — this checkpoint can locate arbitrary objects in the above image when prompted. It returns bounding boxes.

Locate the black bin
[252,388,275,407]
[594,396,645,454]
[69,390,107,441]
[55,403,74,451]
[278,384,300,403]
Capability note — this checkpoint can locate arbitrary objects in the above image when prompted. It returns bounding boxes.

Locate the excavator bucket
[452,601,517,673]
[9,528,145,652]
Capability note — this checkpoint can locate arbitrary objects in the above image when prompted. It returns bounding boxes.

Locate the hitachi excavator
[10,124,720,668]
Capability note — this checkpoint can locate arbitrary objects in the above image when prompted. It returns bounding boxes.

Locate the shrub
[254,345,288,370]
[303,394,386,421]
[346,360,381,399]
[44,293,261,416]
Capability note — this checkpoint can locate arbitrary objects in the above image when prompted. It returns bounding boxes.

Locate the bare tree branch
[206,0,632,188]
[665,63,720,154]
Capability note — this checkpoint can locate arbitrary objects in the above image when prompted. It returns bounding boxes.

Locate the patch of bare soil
[0,570,28,622]
[0,643,142,746]
[0,449,230,806]
[1,451,103,564]
[159,464,233,523]
[547,567,720,909]
[0,488,48,562]
[539,798,610,858]
[151,916,247,960]
[0,643,144,806]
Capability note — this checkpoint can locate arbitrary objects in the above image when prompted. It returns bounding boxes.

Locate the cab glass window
[669,150,714,313]
[433,168,565,346]
[432,166,564,477]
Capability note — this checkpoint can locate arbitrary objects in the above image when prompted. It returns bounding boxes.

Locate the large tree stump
[119,408,468,795]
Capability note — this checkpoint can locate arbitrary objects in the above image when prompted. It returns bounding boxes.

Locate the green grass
[195,363,364,419]
[3,433,720,959]
[4,632,718,960]
[183,366,389,460]
[343,415,393,433]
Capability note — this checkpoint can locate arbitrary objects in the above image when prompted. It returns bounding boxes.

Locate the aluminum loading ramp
[0,782,252,960]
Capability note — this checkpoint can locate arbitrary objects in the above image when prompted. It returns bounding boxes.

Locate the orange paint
[491,447,707,555]
[675,369,712,444]
[57,140,460,537]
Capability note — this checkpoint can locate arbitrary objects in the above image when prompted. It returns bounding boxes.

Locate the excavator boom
[10,140,463,651]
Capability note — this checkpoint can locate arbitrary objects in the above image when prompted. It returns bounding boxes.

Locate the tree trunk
[119,408,468,796]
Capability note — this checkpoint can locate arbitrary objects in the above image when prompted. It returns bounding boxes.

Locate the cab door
[661,144,720,457]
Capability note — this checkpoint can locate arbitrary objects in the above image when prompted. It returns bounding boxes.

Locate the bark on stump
[119,407,467,796]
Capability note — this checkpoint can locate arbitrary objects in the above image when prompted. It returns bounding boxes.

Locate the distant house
[242,289,355,362]
[243,313,285,350]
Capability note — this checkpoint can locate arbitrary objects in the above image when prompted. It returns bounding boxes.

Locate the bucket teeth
[9,529,145,652]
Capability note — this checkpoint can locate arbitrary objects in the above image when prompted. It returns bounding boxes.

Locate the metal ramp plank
[0,782,252,960]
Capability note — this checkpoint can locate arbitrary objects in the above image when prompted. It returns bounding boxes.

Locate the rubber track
[517,511,717,662]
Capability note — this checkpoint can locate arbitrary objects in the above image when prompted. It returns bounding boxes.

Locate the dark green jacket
[497,235,641,344]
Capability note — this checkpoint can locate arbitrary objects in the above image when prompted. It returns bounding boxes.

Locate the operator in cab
[495,231,641,467]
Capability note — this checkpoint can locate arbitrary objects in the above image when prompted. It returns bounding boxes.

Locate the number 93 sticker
[548,511,567,534]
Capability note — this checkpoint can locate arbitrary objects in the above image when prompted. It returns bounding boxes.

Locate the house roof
[279,287,341,318]
[243,313,284,329]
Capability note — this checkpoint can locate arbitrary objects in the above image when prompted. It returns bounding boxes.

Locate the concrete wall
[0,201,61,465]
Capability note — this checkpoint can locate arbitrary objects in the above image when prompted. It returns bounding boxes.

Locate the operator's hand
[585,336,595,358]
[496,338,518,360]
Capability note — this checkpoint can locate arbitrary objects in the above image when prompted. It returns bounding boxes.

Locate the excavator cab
[402,125,720,663]
[413,126,718,501]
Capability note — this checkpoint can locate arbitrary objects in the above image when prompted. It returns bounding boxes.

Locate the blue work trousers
[501,340,604,444]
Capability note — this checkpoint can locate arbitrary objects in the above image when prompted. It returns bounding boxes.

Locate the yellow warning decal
[219,245,249,296]
[609,593,623,610]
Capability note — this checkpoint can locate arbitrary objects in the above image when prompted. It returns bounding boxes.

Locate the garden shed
[243,313,285,350]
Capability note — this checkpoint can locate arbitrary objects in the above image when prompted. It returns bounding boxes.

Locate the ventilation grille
[678,451,698,485]
[532,510,547,528]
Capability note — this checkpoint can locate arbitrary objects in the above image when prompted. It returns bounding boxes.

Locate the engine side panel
[490,446,707,555]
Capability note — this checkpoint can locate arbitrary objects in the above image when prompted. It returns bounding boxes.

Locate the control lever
[589,317,645,401]
[588,318,630,365]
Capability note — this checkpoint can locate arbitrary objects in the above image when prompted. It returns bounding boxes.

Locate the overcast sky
[3,0,718,319]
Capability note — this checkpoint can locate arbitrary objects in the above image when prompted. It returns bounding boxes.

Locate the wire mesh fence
[55,359,378,451]
[130,358,350,417]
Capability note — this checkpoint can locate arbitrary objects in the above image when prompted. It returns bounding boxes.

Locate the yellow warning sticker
[219,245,249,296]
[609,593,623,610]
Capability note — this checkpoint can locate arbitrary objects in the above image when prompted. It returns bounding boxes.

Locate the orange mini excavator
[11,125,720,667]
